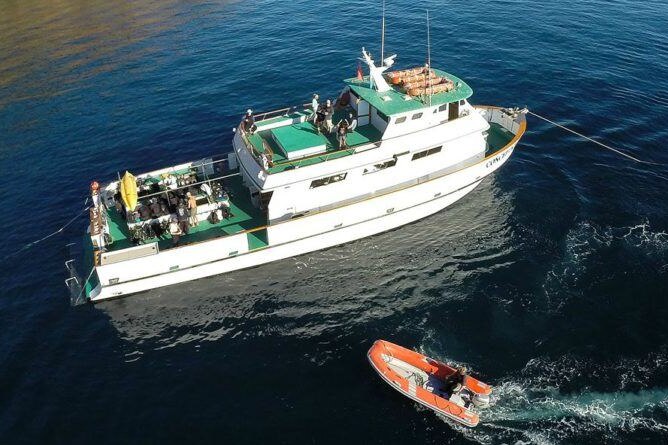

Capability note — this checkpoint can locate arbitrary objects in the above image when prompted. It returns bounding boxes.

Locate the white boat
[66,46,527,303]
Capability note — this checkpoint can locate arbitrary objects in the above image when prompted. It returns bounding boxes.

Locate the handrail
[252,102,313,122]
[238,124,270,173]
[133,171,242,201]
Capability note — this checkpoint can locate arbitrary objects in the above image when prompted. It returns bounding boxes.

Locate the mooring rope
[72,265,96,304]
[4,201,91,261]
[528,110,665,167]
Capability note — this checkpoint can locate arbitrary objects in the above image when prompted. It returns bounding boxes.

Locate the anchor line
[527,110,666,167]
[3,202,91,262]
[74,265,96,303]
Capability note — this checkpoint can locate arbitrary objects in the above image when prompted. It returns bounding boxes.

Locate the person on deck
[348,112,358,132]
[176,199,189,234]
[324,99,334,132]
[336,118,350,149]
[314,103,326,134]
[310,94,319,122]
[187,192,198,227]
[149,198,162,218]
[242,109,257,135]
[169,216,182,247]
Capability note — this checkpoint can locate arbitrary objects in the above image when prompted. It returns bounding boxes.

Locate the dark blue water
[1,1,667,443]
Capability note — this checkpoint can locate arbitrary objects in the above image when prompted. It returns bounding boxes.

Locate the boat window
[411,146,442,161]
[376,110,389,122]
[310,173,348,188]
[438,104,447,112]
[395,116,407,124]
[459,100,465,106]
[363,158,397,175]
[412,112,423,120]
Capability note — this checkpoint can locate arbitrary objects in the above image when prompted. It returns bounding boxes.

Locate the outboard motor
[472,392,490,409]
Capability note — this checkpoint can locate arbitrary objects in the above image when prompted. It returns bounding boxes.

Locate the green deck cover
[248,117,383,173]
[344,68,473,116]
[271,122,327,157]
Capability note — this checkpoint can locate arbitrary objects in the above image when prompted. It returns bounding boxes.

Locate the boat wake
[441,353,668,445]
[542,219,668,312]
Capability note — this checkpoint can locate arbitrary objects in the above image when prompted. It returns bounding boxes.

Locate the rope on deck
[528,110,666,167]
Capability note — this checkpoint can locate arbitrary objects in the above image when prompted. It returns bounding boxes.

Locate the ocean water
[1,0,667,443]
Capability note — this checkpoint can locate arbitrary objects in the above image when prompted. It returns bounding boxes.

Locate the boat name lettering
[485,149,510,168]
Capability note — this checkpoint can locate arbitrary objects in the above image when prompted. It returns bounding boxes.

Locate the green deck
[272,122,326,154]
[344,69,473,116]
[248,114,382,173]
[105,173,266,252]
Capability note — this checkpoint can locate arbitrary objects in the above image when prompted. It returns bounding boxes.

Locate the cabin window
[363,158,397,175]
[376,110,389,122]
[310,173,347,188]
[438,104,447,112]
[412,112,423,120]
[459,99,465,106]
[411,146,442,161]
[395,116,407,124]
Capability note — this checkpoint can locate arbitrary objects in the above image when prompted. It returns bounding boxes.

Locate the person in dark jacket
[176,200,189,234]
[446,366,468,395]
[138,203,151,221]
[149,198,162,218]
[314,103,326,133]
[242,109,257,134]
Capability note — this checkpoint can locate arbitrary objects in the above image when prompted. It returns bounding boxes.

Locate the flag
[356,62,363,81]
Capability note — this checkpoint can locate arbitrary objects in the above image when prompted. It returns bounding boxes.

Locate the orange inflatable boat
[367,340,492,427]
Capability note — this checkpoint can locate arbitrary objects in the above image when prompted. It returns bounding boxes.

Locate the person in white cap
[324,99,334,132]
[169,215,182,247]
[310,94,319,122]
[242,109,257,134]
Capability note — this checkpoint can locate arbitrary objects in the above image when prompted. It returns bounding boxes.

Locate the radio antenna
[426,9,432,106]
[381,0,386,65]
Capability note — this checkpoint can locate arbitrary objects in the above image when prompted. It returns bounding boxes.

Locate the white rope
[4,203,91,261]
[528,110,665,166]
[73,265,96,304]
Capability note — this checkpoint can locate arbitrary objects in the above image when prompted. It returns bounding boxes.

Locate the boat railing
[239,102,385,173]
[253,103,312,122]
[254,106,293,122]
[238,124,270,173]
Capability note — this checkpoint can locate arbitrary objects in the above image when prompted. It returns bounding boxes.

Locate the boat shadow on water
[95,177,518,349]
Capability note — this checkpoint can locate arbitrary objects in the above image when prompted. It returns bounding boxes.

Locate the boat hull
[367,340,492,427]
[88,176,484,301]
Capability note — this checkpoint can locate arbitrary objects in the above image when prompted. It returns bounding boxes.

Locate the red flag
[356,62,363,81]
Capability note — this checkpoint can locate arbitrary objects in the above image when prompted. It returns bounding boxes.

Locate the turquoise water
[1,1,667,443]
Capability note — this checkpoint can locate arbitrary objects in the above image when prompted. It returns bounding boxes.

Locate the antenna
[381,0,386,65]
[426,9,432,106]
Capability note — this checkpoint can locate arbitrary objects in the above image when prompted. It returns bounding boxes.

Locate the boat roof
[343,68,473,116]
